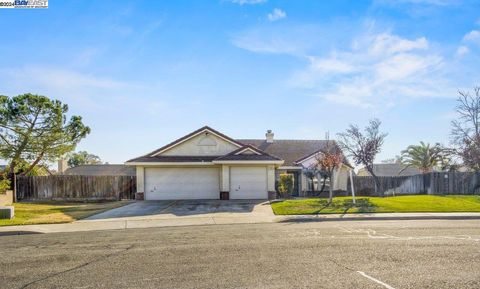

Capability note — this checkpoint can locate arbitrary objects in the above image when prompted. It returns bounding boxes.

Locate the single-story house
[63,164,136,176]
[357,163,421,177]
[125,126,351,200]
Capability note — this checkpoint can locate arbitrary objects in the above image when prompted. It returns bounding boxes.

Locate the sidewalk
[1,212,480,235]
[0,214,280,234]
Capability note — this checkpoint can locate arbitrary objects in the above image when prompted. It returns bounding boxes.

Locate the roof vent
[266,130,274,143]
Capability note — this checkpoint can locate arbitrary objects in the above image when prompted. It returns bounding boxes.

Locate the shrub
[0,179,11,193]
[278,173,294,197]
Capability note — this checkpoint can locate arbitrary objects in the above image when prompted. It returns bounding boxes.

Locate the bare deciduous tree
[337,119,387,195]
[313,139,344,203]
[451,87,480,171]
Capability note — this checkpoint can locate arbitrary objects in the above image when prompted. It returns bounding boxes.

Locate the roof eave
[125,161,216,166]
[212,160,284,165]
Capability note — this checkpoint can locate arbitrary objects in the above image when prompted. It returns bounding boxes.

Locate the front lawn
[271,195,480,215]
[0,200,131,226]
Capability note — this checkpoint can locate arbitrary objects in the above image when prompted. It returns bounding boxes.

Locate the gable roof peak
[142,126,244,157]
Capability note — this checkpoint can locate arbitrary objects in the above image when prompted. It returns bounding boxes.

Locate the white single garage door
[145,167,220,200]
[230,167,268,199]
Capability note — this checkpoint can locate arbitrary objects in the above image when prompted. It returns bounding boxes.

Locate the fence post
[430,173,433,194]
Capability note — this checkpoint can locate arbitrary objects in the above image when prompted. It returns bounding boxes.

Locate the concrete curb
[277,213,480,222]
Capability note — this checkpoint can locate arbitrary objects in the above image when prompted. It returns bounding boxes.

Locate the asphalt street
[1,219,480,289]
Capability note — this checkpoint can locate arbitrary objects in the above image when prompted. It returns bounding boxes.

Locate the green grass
[271,195,480,215]
[0,201,132,226]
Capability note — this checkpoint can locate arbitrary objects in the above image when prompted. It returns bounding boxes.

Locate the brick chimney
[57,159,68,174]
[266,130,274,143]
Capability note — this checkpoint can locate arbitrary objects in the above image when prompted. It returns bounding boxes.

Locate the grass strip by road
[0,200,132,226]
[271,195,480,215]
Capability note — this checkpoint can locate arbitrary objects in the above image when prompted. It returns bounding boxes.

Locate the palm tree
[400,142,445,173]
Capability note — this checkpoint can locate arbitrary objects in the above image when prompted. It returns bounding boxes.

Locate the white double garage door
[145,167,268,200]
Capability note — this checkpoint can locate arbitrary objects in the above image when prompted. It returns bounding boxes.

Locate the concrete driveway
[82,200,276,225]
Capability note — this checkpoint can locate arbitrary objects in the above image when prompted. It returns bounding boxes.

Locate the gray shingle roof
[214,145,282,161]
[128,145,282,163]
[357,164,422,177]
[63,165,136,176]
[236,139,331,166]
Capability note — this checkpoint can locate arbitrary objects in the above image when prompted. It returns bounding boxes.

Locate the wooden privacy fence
[348,172,480,196]
[16,175,136,201]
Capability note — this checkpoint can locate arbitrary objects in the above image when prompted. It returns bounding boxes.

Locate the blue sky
[1,0,480,164]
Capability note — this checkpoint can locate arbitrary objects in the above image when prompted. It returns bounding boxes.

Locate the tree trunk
[21,152,44,176]
[327,172,334,203]
[328,179,333,203]
[371,172,382,196]
[9,159,16,175]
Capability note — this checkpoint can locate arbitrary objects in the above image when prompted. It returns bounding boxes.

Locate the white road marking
[337,227,480,241]
[357,271,396,289]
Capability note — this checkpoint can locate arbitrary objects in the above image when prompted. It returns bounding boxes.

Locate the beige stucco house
[125,126,351,200]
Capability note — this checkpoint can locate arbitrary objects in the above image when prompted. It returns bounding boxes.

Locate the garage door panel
[145,167,219,200]
[230,167,268,199]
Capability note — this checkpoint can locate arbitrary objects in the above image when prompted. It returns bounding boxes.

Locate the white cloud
[0,66,145,111]
[463,30,480,43]
[267,8,286,22]
[231,29,304,54]
[368,33,428,55]
[232,20,477,108]
[456,29,480,57]
[230,24,334,55]
[229,0,266,5]
[0,66,130,90]
[307,56,356,74]
[456,45,469,57]
[374,53,442,81]
[289,31,450,108]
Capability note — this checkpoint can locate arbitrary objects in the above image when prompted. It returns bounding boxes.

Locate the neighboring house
[63,164,136,176]
[125,126,352,200]
[357,163,421,177]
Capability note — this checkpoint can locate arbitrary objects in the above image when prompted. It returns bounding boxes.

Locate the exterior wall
[297,154,319,169]
[300,171,307,196]
[220,165,230,192]
[0,190,13,205]
[267,165,275,192]
[161,133,239,156]
[136,166,145,193]
[332,165,350,191]
[357,168,370,176]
